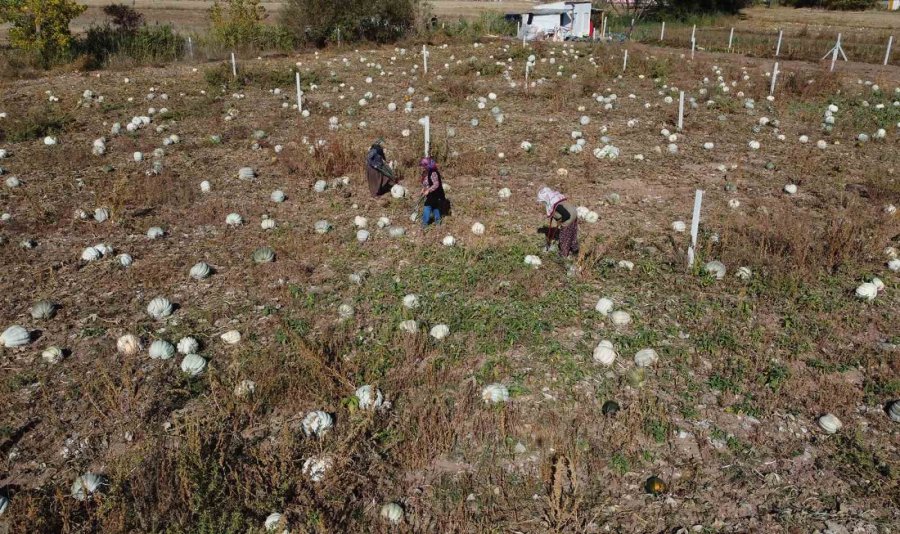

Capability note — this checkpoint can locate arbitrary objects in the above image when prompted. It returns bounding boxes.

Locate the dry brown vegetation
[0,30,899,534]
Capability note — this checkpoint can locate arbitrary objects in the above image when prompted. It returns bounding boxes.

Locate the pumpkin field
[0,34,899,533]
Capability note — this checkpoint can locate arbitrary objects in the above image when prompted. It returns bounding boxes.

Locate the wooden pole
[296,72,302,113]
[830,33,841,72]
[769,62,779,96]
[677,91,685,131]
[886,35,894,66]
[687,190,704,268]
[423,116,430,158]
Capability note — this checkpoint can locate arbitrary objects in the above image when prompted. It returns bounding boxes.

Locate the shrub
[78,24,184,68]
[102,3,143,32]
[0,105,72,142]
[0,0,86,67]
[281,0,419,47]
[657,0,751,18]
[207,0,292,50]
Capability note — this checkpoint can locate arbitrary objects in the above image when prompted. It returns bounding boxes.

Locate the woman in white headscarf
[537,187,579,257]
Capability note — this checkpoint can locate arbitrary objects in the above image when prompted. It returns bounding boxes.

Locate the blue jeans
[422,205,441,227]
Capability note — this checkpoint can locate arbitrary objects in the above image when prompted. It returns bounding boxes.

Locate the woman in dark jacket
[419,157,446,228]
[365,139,395,196]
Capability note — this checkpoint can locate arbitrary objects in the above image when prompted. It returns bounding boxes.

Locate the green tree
[0,0,86,66]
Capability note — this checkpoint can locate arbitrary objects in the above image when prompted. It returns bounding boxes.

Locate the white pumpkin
[617,260,634,271]
[380,503,404,525]
[524,255,542,268]
[238,167,256,180]
[672,221,687,232]
[94,208,109,223]
[481,383,509,404]
[117,334,141,355]
[180,354,207,376]
[234,379,256,398]
[498,187,511,199]
[302,456,333,482]
[190,262,211,280]
[200,180,211,193]
[301,410,333,437]
[442,235,456,247]
[147,297,174,319]
[888,259,900,272]
[264,512,287,533]
[31,300,56,320]
[314,180,327,193]
[314,220,332,234]
[149,339,175,360]
[42,346,64,364]
[855,282,878,302]
[704,261,727,280]
[388,226,406,238]
[634,348,659,367]
[610,310,631,326]
[390,184,406,198]
[0,495,8,516]
[471,222,485,235]
[221,330,241,345]
[818,413,842,434]
[270,190,286,203]
[356,385,384,410]
[429,324,450,340]
[337,303,354,320]
[94,243,113,256]
[736,266,752,280]
[592,340,617,366]
[871,278,885,292]
[377,216,391,229]
[399,319,418,333]
[225,213,243,226]
[118,254,133,267]
[595,298,614,316]
[402,294,420,309]
[146,227,165,239]
[253,247,275,263]
[71,473,104,501]
[261,218,276,230]
[177,336,199,355]
[81,247,101,262]
[354,215,368,228]
[356,229,370,242]
[784,184,798,195]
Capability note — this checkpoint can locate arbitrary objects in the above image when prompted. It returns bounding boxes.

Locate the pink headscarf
[537,187,566,217]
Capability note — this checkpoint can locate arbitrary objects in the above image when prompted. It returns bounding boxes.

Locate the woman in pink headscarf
[537,187,579,257]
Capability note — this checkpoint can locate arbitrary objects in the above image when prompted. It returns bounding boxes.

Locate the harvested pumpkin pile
[0,39,899,532]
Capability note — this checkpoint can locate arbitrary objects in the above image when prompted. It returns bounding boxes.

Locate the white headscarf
[537,187,566,217]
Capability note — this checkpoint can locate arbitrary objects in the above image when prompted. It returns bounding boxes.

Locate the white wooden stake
[677,91,685,131]
[295,72,302,114]
[525,62,530,90]
[769,62,779,96]
[687,189,704,268]
[187,36,193,60]
[423,116,430,157]
[691,38,696,60]
[728,27,734,52]
[886,35,894,66]
[623,49,628,72]
[231,52,237,78]
[691,24,696,43]
[660,21,665,41]
[601,16,607,39]
[422,44,428,74]
[775,29,783,57]
[830,33,841,72]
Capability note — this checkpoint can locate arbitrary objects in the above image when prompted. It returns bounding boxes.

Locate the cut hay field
[1,31,899,533]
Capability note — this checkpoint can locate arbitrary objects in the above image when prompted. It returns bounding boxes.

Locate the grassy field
[0,9,899,534]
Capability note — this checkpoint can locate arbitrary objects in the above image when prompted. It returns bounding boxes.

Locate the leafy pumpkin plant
[0,0,86,66]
